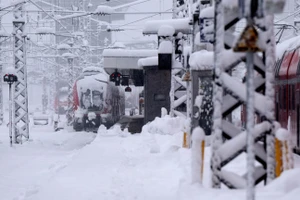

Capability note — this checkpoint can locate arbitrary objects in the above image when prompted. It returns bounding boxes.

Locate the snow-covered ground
[0,115,299,200]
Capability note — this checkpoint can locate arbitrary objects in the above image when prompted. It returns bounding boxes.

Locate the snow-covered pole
[173,0,177,18]
[245,2,256,200]
[295,0,300,31]
[192,127,205,184]
[66,49,75,126]
[0,0,3,125]
[79,0,85,32]
[12,2,29,142]
[211,0,224,189]
[245,36,255,200]
[265,14,276,184]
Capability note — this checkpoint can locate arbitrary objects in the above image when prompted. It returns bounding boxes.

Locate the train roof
[76,71,109,94]
[276,35,300,60]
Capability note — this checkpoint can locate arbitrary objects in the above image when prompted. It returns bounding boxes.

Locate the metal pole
[211,0,224,189]
[66,56,74,125]
[13,3,29,142]
[265,15,276,184]
[246,51,255,200]
[9,83,13,147]
[0,0,3,126]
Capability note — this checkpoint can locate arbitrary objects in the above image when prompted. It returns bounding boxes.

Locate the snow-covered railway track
[0,126,96,200]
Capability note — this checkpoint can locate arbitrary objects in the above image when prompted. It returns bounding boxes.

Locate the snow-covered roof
[82,67,104,74]
[158,41,173,54]
[103,49,157,57]
[138,56,183,69]
[189,50,214,70]
[77,72,109,96]
[137,56,158,67]
[200,6,214,18]
[276,35,300,60]
[158,25,175,37]
[143,18,191,35]
[103,49,157,70]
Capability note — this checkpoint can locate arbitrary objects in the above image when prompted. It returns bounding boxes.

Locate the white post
[192,127,205,184]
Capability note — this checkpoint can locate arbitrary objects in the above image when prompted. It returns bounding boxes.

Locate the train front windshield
[81,89,104,111]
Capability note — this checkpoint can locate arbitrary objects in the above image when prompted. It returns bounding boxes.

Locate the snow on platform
[0,115,299,200]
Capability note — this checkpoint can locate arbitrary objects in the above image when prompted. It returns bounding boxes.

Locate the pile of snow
[158,25,175,37]
[138,56,183,69]
[94,5,115,15]
[189,50,213,70]
[142,115,186,136]
[143,18,191,35]
[264,168,300,195]
[138,56,158,67]
[103,49,157,57]
[158,41,173,54]
[200,6,214,18]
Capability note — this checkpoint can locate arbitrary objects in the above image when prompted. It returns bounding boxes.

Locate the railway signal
[109,71,122,86]
[3,73,18,146]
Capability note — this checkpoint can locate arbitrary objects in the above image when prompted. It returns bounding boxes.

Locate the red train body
[241,36,300,154]
[275,41,300,153]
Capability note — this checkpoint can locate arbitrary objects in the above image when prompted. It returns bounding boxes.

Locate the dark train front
[72,68,125,132]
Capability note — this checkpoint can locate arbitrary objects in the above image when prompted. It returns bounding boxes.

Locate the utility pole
[210,0,284,193]
[65,40,75,126]
[295,0,300,31]
[0,0,3,126]
[12,2,29,142]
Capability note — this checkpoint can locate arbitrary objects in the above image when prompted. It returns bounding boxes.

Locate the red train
[241,36,300,154]
[275,37,300,154]
[72,67,125,132]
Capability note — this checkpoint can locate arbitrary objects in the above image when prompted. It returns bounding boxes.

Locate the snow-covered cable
[27,0,73,36]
